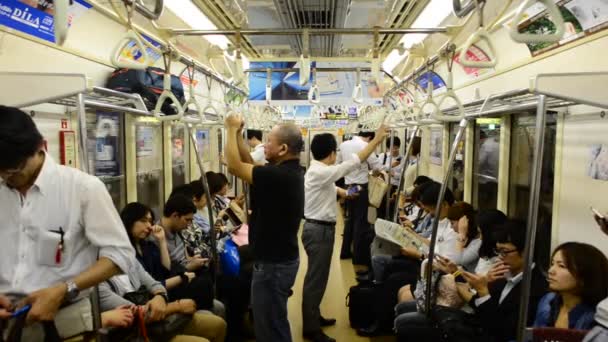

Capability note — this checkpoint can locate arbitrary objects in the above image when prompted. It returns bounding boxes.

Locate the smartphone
[347,185,361,197]
[11,304,31,318]
[591,206,604,219]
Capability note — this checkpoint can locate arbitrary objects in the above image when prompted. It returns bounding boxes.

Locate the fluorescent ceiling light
[164,0,230,50]
[382,0,453,74]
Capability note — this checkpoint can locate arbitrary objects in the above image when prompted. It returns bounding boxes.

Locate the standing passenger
[0,106,135,337]
[246,129,266,165]
[338,130,383,269]
[302,126,388,342]
[224,115,304,342]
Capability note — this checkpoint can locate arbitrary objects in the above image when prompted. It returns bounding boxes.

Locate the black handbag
[345,283,376,329]
[432,305,485,342]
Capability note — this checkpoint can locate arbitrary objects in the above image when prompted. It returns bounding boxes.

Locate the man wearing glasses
[0,106,136,337]
[461,220,548,342]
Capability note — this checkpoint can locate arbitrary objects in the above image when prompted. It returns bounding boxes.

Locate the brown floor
[285,206,396,342]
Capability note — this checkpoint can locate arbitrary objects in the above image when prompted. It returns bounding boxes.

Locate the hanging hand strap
[433,45,465,122]
[110,0,149,70]
[181,63,205,124]
[459,0,498,69]
[153,48,184,121]
[510,0,565,43]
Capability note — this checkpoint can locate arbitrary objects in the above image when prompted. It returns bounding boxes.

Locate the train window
[472,119,501,210]
[171,124,187,188]
[135,121,164,219]
[87,111,126,210]
[508,113,557,272]
[449,124,466,201]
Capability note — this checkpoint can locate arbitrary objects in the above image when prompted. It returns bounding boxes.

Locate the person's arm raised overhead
[225,115,254,184]
[357,125,389,162]
[237,130,254,164]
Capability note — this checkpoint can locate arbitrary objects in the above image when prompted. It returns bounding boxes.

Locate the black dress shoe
[303,331,336,342]
[340,253,352,259]
[319,316,336,327]
[357,322,387,337]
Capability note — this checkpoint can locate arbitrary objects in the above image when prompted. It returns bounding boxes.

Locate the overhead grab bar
[110,0,149,70]
[308,68,320,104]
[265,68,272,105]
[510,0,565,43]
[181,63,205,124]
[128,0,164,20]
[154,49,184,121]
[300,29,311,86]
[400,42,427,76]
[459,0,498,69]
[53,0,69,45]
[453,0,476,18]
[433,45,465,122]
[417,67,441,123]
[352,68,364,104]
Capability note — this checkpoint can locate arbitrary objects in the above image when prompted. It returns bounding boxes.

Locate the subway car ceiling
[0,0,608,256]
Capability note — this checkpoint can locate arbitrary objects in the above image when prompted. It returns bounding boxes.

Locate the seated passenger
[534,242,608,330]
[460,220,548,342]
[447,202,482,272]
[99,259,226,342]
[120,200,214,311]
[0,105,134,336]
[584,213,608,342]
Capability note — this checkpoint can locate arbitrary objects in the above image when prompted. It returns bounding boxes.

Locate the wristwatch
[154,292,169,304]
[65,280,80,302]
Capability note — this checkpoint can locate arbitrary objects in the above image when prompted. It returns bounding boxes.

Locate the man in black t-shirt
[224,114,304,342]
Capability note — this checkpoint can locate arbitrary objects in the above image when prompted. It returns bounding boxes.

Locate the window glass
[449,124,466,201]
[472,119,501,210]
[87,111,125,210]
[509,113,557,272]
[171,124,187,188]
[135,121,164,219]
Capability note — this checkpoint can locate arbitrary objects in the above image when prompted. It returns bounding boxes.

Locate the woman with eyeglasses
[534,242,608,330]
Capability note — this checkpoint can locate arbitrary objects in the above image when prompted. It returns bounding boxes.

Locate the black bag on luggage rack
[346,283,376,329]
[106,67,185,115]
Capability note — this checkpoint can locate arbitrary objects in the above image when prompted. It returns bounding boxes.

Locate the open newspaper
[374,218,429,254]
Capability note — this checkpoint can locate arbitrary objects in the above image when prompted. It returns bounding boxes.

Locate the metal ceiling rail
[245,67,373,73]
[168,27,449,36]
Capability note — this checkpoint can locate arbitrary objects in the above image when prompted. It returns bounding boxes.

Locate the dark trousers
[168,271,214,310]
[349,187,374,266]
[301,222,335,334]
[251,259,299,342]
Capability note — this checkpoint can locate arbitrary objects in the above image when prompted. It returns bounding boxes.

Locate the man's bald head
[264,123,304,163]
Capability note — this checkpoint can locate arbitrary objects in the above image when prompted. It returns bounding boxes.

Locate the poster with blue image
[416,71,446,93]
[0,0,92,43]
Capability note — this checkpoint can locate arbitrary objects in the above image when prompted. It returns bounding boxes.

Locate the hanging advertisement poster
[136,125,155,157]
[0,0,92,43]
[416,71,446,94]
[588,144,608,181]
[86,112,121,177]
[513,0,608,57]
[249,61,384,106]
[429,127,443,166]
[453,44,493,77]
[116,33,163,66]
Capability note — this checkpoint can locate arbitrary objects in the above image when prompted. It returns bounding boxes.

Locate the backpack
[106,67,185,115]
[345,283,376,329]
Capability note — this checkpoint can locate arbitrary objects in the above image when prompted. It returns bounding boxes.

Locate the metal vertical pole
[76,94,105,342]
[392,126,420,222]
[385,130,395,218]
[425,118,469,315]
[516,95,547,342]
[77,93,90,174]
[187,124,218,276]
[307,122,312,168]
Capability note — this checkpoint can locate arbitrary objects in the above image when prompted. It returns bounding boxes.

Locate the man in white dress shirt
[338,130,384,268]
[246,129,266,165]
[377,136,404,220]
[0,106,136,334]
[302,125,387,342]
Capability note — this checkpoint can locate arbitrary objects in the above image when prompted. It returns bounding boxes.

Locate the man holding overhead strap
[302,125,388,342]
[224,114,304,342]
[0,106,136,338]
[338,130,384,269]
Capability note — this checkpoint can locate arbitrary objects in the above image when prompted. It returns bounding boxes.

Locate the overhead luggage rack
[49,86,151,116]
